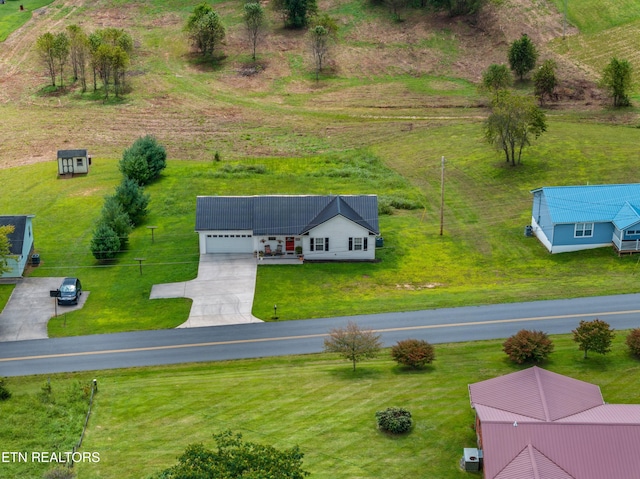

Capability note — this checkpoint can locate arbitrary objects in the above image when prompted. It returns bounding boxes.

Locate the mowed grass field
[1,333,639,479]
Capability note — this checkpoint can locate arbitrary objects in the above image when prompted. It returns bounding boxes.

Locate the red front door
[286,237,295,252]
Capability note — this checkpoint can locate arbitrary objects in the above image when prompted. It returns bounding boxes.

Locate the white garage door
[205,234,254,253]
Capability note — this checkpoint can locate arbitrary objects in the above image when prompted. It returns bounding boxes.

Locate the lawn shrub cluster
[376,407,412,434]
[378,195,423,214]
[503,329,554,364]
[626,328,640,357]
[391,339,436,369]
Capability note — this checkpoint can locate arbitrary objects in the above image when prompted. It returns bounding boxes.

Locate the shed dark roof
[196,195,379,235]
[0,215,32,255]
[57,149,88,158]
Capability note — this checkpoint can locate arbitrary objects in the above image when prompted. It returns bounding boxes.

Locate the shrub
[119,135,167,185]
[502,329,554,364]
[391,339,435,369]
[376,407,412,434]
[90,221,121,260]
[43,467,76,479]
[626,328,640,358]
[0,378,11,401]
[114,177,149,226]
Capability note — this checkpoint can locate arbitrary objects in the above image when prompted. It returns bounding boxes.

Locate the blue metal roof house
[531,184,640,254]
[195,195,379,261]
[0,215,35,278]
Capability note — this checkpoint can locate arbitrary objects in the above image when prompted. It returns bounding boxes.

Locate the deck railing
[613,236,640,252]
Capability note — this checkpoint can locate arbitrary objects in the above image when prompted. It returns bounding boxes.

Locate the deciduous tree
[273,0,317,28]
[533,59,558,105]
[601,57,633,107]
[153,430,310,479]
[308,25,329,81]
[36,32,57,86]
[53,32,70,88]
[67,25,89,91]
[484,90,546,166]
[243,2,266,61]
[185,3,226,56]
[572,319,615,359]
[508,33,538,81]
[323,321,382,371]
[481,63,512,101]
[0,225,15,275]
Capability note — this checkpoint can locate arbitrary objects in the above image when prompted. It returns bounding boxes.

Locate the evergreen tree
[508,34,538,80]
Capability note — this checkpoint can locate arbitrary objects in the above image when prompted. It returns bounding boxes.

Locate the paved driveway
[150,254,262,327]
[0,278,89,341]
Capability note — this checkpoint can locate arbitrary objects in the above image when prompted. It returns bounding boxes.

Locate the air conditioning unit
[524,225,533,237]
[463,448,480,472]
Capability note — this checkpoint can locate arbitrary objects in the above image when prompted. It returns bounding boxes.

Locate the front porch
[256,235,302,258]
[613,238,640,255]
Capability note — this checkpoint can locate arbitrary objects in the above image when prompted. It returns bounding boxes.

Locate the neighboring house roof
[0,215,31,255]
[531,184,640,227]
[57,149,88,157]
[469,367,640,479]
[195,195,379,235]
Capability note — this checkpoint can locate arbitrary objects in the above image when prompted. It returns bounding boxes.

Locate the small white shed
[57,149,91,176]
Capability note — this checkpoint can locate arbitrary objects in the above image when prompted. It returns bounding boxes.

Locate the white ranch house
[195,195,379,261]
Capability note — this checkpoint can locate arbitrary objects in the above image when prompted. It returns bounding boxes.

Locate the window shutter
[348,238,353,251]
[325,238,329,251]
[310,238,314,251]
[364,237,368,251]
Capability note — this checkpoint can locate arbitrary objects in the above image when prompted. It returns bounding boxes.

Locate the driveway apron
[150,254,262,327]
[0,278,89,342]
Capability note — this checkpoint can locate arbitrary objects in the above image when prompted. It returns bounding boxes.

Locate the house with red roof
[468,366,640,479]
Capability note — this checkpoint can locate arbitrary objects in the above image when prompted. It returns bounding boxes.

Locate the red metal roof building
[468,367,640,479]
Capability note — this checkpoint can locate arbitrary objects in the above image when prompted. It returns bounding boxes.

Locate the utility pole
[439,156,445,236]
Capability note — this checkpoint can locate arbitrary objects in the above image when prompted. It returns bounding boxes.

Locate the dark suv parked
[58,277,82,305]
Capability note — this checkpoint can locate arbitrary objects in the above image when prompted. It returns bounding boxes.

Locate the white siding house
[195,195,380,261]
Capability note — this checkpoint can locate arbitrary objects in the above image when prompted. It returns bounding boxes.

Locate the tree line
[35,26,133,99]
[90,136,167,261]
[480,33,634,166]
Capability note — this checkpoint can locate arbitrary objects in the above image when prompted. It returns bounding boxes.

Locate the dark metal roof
[195,195,379,235]
[0,215,32,255]
[57,149,88,158]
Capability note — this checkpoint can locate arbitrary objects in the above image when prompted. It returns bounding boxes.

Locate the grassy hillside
[1,0,640,333]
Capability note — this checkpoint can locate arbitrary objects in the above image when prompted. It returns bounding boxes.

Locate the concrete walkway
[0,278,89,341]
[150,254,263,327]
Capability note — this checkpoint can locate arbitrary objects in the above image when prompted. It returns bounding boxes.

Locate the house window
[76,158,83,166]
[348,237,368,251]
[575,223,593,238]
[268,236,276,241]
[310,237,329,251]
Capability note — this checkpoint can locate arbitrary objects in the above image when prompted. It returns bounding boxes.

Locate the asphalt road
[2,293,640,377]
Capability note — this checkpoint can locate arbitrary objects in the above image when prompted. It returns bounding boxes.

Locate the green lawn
[4,120,640,333]
[1,332,638,479]
[0,0,55,42]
